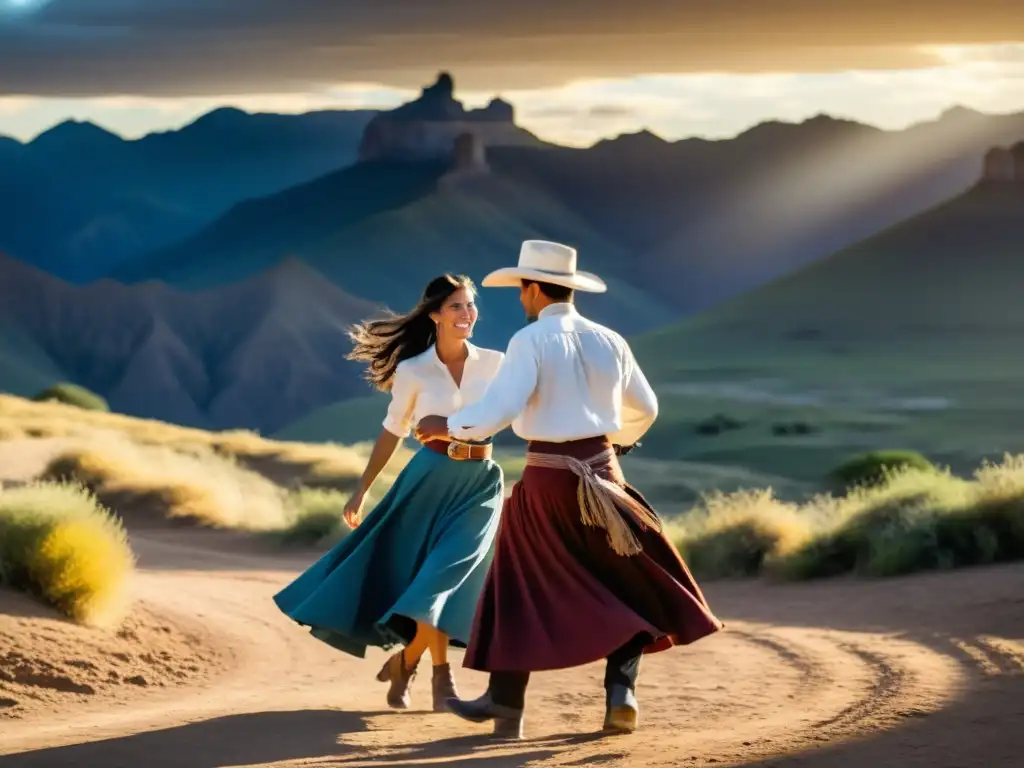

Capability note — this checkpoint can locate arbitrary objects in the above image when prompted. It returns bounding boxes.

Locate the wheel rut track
[1,519,1020,767]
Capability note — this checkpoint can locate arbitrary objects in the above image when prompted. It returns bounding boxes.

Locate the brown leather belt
[424,439,493,461]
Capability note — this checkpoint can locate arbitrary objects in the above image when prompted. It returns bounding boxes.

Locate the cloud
[1,41,1022,149]
[526,104,636,120]
[1,1,1023,96]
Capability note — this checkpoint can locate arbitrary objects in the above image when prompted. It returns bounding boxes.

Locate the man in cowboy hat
[414,240,723,739]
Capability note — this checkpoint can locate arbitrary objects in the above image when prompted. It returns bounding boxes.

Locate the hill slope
[0,254,377,432]
[639,180,1024,350]
[112,162,677,348]
[628,180,1024,481]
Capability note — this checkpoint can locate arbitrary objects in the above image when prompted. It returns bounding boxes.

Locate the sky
[1,1,1023,146]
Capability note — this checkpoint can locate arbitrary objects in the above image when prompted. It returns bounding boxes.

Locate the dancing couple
[273,240,723,736]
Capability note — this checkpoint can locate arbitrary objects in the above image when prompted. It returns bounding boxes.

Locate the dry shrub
[675,455,1024,581]
[672,489,814,579]
[0,482,135,626]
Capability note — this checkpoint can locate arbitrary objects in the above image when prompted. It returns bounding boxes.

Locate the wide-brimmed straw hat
[481,240,607,293]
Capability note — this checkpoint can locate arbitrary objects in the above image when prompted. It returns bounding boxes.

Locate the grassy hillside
[630,182,1024,485]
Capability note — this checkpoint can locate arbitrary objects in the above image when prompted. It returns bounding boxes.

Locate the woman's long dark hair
[347,274,476,392]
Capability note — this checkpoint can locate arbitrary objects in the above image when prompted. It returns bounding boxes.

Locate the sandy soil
[1,443,1023,767]
[0,587,227,722]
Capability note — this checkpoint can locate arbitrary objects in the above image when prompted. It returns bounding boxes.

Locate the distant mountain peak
[188,106,252,127]
[31,119,122,146]
[939,105,985,121]
[602,129,667,145]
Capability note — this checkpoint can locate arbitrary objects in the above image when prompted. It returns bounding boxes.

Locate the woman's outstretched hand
[343,491,366,529]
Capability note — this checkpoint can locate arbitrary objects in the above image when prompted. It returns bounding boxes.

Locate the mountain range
[2,72,1023,437]
[0,107,377,280]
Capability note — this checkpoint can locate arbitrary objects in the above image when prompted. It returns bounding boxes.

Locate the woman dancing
[273,274,505,712]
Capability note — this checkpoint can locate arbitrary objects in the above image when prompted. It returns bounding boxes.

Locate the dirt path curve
[1,440,1023,766]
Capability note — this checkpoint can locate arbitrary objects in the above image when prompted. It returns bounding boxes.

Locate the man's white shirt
[447,302,658,445]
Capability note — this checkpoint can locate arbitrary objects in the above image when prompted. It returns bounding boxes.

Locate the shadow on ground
[1,710,368,768]
[330,730,607,767]
[0,711,601,768]
[735,677,1023,767]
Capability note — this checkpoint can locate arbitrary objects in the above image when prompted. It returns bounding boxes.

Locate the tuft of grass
[674,454,1024,582]
[671,489,814,579]
[828,450,937,494]
[31,382,110,412]
[777,467,972,579]
[0,482,135,626]
[41,433,294,531]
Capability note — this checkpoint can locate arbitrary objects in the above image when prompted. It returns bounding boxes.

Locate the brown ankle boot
[376,649,418,710]
[431,663,459,712]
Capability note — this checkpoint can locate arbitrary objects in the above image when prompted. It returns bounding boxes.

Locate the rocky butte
[356,72,541,172]
[981,143,1024,183]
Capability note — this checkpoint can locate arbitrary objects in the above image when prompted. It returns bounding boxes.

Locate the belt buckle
[447,441,468,460]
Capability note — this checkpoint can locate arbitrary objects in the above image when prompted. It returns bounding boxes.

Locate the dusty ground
[0,587,227,722]
[1,443,1023,767]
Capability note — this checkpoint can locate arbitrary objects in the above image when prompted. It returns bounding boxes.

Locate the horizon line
[3,102,1023,151]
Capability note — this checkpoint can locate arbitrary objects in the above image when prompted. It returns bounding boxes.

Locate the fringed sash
[525,447,662,556]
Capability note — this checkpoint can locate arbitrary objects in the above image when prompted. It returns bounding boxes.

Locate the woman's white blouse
[383,343,505,439]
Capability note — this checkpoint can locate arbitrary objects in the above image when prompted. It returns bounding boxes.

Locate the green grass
[673,453,1024,581]
[0,481,135,625]
[32,382,110,412]
[828,450,937,493]
[627,184,1024,487]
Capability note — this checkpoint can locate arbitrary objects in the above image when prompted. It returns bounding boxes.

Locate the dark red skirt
[463,436,724,673]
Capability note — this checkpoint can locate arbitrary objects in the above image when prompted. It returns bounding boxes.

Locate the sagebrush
[0,481,135,625]
[676,454,1024,581]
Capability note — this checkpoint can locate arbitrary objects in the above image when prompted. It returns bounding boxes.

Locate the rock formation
[356,72,539,166]
[451,132,488,173]
[982,147,1015,181]
[981,143,1024,182]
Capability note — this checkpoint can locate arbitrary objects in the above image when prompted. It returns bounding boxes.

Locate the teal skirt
[272,444,504,658]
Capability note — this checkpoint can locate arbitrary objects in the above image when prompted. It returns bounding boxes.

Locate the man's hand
[414,415,449,443]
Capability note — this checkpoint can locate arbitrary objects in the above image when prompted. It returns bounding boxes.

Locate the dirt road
[1,438,1022,766]
[1,526,1022,767]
